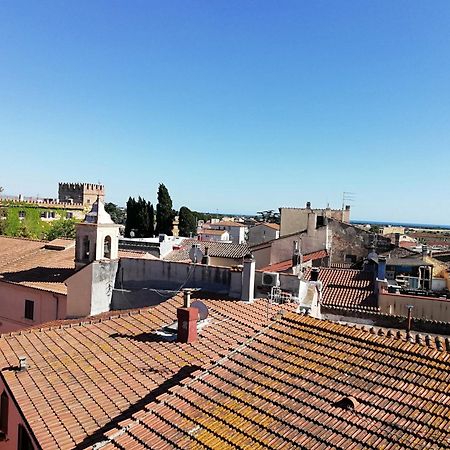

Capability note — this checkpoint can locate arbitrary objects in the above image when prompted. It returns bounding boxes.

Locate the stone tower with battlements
[58,182,105,207]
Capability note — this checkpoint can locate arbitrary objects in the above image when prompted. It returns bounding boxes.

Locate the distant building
[204,220,247,244]
[247,222,280,246]
[58,182,104,206]
[198,229,230,242]
[279,201,350,237]
[0,182,105,231]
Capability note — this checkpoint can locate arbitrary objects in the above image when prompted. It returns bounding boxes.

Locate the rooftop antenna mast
[342,191,356,210]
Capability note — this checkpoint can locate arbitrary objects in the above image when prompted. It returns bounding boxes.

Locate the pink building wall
[0,282,67,333]
[0,378,38,450]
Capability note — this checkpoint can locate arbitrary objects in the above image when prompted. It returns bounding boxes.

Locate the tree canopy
[45,219,77,241]
[178,206,197,237]
[125,197,154,238]
[155,183,175,236]
[105,202,126,224]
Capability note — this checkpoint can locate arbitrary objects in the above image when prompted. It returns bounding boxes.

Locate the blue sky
[1,1,449,223]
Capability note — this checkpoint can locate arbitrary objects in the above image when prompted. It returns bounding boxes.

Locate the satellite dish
[189,244,204,263]
[191,301,209,321]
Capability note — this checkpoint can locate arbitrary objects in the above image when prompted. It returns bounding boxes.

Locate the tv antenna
[342,191,356,210]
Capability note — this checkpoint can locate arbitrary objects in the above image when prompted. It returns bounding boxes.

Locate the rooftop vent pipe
[183,289,191,308]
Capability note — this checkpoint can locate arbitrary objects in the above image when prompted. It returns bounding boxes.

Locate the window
[103,236,111,259]
[67,212,73,219]
[40,212,46,218]
[18,211,25,219]
[0,391,8,436]
[24,300,34,321]
[18,425,33,450]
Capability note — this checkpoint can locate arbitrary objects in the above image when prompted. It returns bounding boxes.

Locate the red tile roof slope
[210,221,246,227]
[259,249,328,273]
[304,267,376,309]
[100,312,450,450]
[0,294,295,449]
[164,239,249,262]
[0,236,75,294]
[0,236,45,267]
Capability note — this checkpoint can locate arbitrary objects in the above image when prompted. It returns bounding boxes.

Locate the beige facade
[379,291,450,322]
[280,204,350,237]
[381,226,405,236]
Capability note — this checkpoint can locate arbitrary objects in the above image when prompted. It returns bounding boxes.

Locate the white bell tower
[75,197,120,270]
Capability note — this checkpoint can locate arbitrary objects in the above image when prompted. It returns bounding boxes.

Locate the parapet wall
[0,198,84,209]
[321,304,450,336]
[112,258,243,310]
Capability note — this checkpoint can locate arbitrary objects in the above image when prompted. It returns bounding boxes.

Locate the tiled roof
[210,221,246,228]
[0,236,45,267]
[99,312,450,450]
[259,249,328,273]
[303,267,377,309]
[0,236,75,294]
[164,239,250,262]
[199,229,228,236]
[0,294,294,449]
[252,222,280,230]
[380,246,418,259]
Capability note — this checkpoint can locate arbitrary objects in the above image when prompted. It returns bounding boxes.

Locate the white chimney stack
[241,253,255,303]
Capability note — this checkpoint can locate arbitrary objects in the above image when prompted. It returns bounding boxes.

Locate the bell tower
[75,197,120,270]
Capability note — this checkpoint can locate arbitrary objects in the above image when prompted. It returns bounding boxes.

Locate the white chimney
[241,253,255,303]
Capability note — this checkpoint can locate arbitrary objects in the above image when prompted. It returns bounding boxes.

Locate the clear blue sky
[1,1,449,224]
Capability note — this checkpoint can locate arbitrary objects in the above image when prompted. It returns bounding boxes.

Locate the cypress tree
[125,196,154,237]
[178,206,196,237]
[125,197,135,237]
[155,183,175,236]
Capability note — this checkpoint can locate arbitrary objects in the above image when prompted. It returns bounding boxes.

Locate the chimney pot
[310,268,320,282]
[306,201,311,209]
[18,356,27,371]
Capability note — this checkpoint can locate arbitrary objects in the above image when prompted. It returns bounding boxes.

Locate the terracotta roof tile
[303,267,377,309]
[100,312,450,450]
[0,236,75,294]
[210,221,246,228]
[0,294,295,449]
[164,240,249,262]
[259,250,328,273]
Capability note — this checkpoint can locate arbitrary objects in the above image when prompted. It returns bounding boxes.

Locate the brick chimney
[177,290,197,343]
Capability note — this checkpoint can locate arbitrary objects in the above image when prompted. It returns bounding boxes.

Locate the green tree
[125,196,154,237]
[45,219,77,241]
[105,202,126,224]
[155,183,175,236]
[178,206,197,237]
